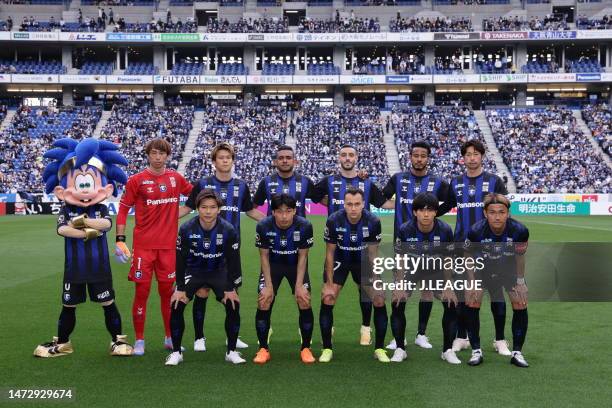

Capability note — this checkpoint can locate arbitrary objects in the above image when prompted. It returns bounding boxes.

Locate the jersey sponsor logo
[190,249,224,259]
[271,248,298,255]
[170,177,176,187]
[189,234,201,239]
[141,180,155,185]
[362,226,369,238]
[233,186,240,198]
[159,184,167,192]
[331,180,342,185]
[331,198,344,205]
[457,202,484,209]
[216,234,223,245]
[293,231,301,241]
[306,237,314,245]
[399,197,414,204]
[221,205,239,212]
[338,244,367,251]
[266,231,277,237]
[167,272,175,279]
[146,197,178,206]
[483,181,490,191]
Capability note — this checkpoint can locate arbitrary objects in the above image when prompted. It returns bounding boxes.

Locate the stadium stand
[486,107,612,193]
[581,104,611,158]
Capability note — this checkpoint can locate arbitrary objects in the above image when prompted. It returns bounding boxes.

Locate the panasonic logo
[457,202,484,209]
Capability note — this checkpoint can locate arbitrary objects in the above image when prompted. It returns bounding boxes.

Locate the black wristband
[116,235,126,243]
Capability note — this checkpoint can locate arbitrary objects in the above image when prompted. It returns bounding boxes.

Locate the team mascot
[33,138,134,357]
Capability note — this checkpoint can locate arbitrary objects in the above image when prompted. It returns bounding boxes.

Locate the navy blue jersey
[444,171,508,241]
[175,216,242,291]
[255,215,314,267]
[465,218,529,261]
[396,218,455,256]
[324,209,382,264]
[186,176,254,239]
[313,174,387,216]
[57,203,112,284]
[383,171,450,239]
[253,173,316,217]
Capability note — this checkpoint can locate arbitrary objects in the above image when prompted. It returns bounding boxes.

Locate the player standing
[319,187,389,363]
[115,139,193,356]
[165,190,244,365]
[313,145,393,346]
[439,140,509,354]
[463,193,530,367]
[252,194,316,364]
[184,142,265,351]
[253,145,318,217]
[392,193,460,364]
[383,141,450,350]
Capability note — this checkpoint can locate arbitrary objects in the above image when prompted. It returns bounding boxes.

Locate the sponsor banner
[480,31,528,40]
[0,194,17,202]
[576,29,612,39]
[247,33,292,42]
[528,31,576,40]
[59,74,105,84]
[201,33,247,42]
[0,32,11,41]
[433,74,480,84]
[339,75,386,85]
[576,73,601,82]
[590,202,612,215]
[601,73,612,82]
[106,32,152,42]
[338,32,388,42]
[292,75,338,85]
[480,73,528,83]
[385,75,410,84]
[512,202,590,216]
[155,33,200,42]
[60,32,106,41]
[6,202,63,216]
[528,73,576,83]
[12,32,58,41]
[200,75,246,85]
[11,74,59,83]
[434,32,480,41]
[106,75,153,84]
[0,74,11,83]
[153,75,200,85]
[247,75,293,85]
[387,32,434,42]
[294,33,339,43]
[407,75,433,84]
[507,194,609,203]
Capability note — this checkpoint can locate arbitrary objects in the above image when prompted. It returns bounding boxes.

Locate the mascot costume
[33,137,134,357]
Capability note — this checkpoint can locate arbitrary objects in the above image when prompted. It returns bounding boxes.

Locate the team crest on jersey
[170,177,176,187]
[216,234,223,245]
[293,231,301,241]
[468,185,476,197]
[233,186,240,198]
[414,185,420,193]
[64,293,71,301]
[350,233,358,242]
[362,227,369,238]
[159,184,167,192]
[135,270,142,279]
[280,237,287,247]
[203,238,211,249]
[221,190,227,199]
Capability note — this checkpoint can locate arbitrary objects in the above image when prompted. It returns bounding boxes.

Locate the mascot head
[42,138,128,207]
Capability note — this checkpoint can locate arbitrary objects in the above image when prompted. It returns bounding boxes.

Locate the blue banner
[528,31,576,40]
[385,75,410,84]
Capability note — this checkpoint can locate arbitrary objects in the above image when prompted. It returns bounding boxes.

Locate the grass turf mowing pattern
[0,215,611,407]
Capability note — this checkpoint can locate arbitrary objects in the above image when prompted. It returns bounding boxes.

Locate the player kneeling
[463,193,530,368]
[165,190,244,366]
[392,193,461,364]
[252,194,316,364]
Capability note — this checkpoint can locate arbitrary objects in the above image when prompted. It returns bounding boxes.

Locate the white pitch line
[525,219,612,233]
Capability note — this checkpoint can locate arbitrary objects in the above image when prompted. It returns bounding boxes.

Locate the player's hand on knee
[114,241,131,263]
[258,286,274,306]
[223,290,240,309]
[171,291,188,309]
[441,288,458,307]
[295,285,310,307]
[321,282,336,302]
[512,282,528,306]
[392,289,407,306]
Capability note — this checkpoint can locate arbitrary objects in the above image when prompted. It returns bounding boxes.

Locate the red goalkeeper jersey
[120,168,193,250]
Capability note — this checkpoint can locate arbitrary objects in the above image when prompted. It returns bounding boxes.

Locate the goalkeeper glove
[115,235,131,263]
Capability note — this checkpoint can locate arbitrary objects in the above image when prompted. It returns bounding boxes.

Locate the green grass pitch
[1,215,611,407]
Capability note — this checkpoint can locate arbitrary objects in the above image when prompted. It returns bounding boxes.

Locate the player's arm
[172,230,189,308]
[437,180,455,217]
[310,177,328,205]
[323,242,336,285]
[295,223,314,305]
[183,181,200,211]
[252,178,267,207]
[223,231,242,309]
[258,247,274,304]
[513,229,529,304]
[84,205,112,232]
[178,174,195,218]
[241,184,265,221]
[441,237,458,306]
[56,207,97,240]
[371,183,394,209]
[246,208,265,221]
[115,178,137,261]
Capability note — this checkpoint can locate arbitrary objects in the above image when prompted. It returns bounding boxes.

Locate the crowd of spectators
[99,101,193,176]
[581,103,611,158]
[576,14,611,30]
[486,107,611,193]
[0,105,102,193]
[390,16,473,32]
[294,103,389,184]
[204,17,288,33]
[184,102,287,191]
[298,17,380,33]
[482,15,569,32]
[392,105,497,180]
